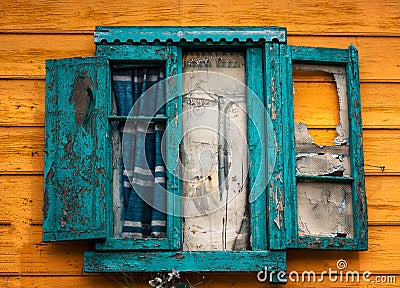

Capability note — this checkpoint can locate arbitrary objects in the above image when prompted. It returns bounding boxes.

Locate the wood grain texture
[0,80,45,126]
[1,34,400,81]
[0,175,395,227]
[0,175,43,224]
[1,274,399,288]
[0,224,88,274]
[0,127,399,174]
[1,81,399,128]
[366,176,400,225]
[0,225,398,276]
[288,36,400,82]
[294,129,400,175]
[0,127,43,173]
[0,34,94,79]
[1,0,400,35]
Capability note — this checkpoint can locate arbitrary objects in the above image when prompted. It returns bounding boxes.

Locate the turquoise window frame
[95,44,182,251]
[283,45,368,250]
[42,27,367,282]
[84,26,287,277]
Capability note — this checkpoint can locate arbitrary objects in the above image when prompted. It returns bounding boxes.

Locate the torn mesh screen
[293,65,351,177]
[297,182,354,237]
[295,124,351,177]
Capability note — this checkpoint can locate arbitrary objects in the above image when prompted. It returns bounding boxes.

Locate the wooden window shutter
[284,45,367,250]
[43,56,110,241]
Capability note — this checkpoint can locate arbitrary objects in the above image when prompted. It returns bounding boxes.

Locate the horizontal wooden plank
[0,175,43,224]
[0,224,88,274]
[361,83,400,129]
[0,0,180,32]
[0,34,94,78]
[95,26,286,44]
[297,129,400,174]
[0,174,397,226]
[85,251,284,273]
[0,80,45,126]
[1,0,400,36]
[17,276,148,288]
[0,225,398,278]
[1,273,399,287]
[0,277,19,288]
[1,80,399,128]
[288,226,400,274]
[0,127,44,173]
[293,81,340,131]
[363,130,400,174]
[0,128,399,174]
[0,34,400,81]
[366,176,400,225]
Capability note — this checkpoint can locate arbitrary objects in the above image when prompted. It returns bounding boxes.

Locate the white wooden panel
[181,51,249,251]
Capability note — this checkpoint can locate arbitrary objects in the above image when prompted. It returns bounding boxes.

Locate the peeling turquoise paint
[284,45,368,251]
[43,57,109,241]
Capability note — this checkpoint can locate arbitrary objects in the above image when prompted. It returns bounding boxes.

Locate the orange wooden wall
[0,1,399,287]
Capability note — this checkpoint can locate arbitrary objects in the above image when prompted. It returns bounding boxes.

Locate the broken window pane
[293,64,354,238]
[293,65,350,177]
[181,50,250,251]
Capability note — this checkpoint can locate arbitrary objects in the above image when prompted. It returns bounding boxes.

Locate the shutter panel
[284,46,367,250]
[43,57,110,241]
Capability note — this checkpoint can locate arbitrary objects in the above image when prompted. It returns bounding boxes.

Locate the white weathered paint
[181,51,249,251]
[297,182,354,237]
[111,92,124,238]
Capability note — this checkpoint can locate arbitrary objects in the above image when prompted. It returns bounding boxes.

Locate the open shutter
[284,45,367,250]
[43,57,110,241]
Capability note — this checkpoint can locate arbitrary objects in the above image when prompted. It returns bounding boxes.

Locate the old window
[284,46,367,250]
[43,27,367,282]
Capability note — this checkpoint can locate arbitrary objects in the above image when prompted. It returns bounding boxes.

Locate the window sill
[84,250,285,273]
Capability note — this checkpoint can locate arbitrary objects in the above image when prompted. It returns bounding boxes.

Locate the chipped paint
[70,71,94,126]
[290,54,366,247]
[43,57,108,242]
[274,192,284,229]
[266,42,286,249]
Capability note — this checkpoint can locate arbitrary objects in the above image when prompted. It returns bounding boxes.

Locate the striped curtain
[112,67,167,239]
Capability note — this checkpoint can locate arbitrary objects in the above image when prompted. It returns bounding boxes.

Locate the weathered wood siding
[0,1,399,286]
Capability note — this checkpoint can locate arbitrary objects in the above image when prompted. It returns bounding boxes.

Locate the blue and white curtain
[112,67,167,238]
